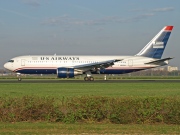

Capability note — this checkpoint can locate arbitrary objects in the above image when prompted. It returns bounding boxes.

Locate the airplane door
[128,59,133,66]
[21,59,26,66]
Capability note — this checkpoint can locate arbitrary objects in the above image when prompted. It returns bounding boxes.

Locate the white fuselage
[4,55,165,75]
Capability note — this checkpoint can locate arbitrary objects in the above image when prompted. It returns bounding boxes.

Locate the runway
[0,79,180,83]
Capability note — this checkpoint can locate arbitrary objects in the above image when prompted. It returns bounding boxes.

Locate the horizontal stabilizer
[145,57,173,65]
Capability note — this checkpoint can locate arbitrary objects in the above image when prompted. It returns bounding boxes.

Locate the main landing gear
[84,76,94,81]
[84,71,94,81]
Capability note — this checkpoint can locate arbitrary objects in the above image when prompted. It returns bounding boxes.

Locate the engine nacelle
[57,68,82,78]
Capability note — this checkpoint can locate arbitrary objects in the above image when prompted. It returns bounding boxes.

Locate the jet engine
[57,68,82,78]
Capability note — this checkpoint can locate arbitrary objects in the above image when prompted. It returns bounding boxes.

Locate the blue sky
[0,0,179,68]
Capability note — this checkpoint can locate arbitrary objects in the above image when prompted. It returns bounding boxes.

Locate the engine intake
[57,68,82,78]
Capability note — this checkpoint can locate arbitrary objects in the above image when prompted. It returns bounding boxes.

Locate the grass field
[0,82,180,98]
[0,123,180,135]
[0,82,180,134]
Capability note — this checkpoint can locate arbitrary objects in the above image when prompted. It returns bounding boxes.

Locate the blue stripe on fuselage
[91,69,145,74]
[99,69,144,74]
[17,69,57,74]
[16,68,145,75]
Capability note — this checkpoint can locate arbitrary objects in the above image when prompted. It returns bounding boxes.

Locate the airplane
[4,26,174,81]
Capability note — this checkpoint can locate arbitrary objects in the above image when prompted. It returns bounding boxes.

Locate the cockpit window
[8,60,14,63]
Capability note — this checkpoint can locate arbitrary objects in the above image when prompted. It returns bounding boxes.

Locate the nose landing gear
[17,73,22,81]
[18,78,22,81]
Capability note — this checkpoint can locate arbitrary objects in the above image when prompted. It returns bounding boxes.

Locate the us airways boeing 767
[4,26,174,81]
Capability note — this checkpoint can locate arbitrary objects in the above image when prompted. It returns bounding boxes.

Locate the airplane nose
[4,63,9,69]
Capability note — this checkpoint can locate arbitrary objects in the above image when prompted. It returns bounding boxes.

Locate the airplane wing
[73,59,123,72]
[145,57,173,65]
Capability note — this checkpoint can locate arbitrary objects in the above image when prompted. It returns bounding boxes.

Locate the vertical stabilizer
[136,26,173,59]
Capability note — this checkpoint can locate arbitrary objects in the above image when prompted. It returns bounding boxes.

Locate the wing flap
[73,59,123,72]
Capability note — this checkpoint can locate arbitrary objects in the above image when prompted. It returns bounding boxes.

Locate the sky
[0,0,179,68]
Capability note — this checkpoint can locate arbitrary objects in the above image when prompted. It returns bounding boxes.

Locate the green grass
[0,123,180,135]
[0,82,180,98]
[0,82,180,134]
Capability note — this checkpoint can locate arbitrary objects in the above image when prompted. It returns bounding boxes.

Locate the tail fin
[136,26,173,59]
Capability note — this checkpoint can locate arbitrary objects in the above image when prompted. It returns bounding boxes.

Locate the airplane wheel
[89,77,94,81]
[84,77,89,81]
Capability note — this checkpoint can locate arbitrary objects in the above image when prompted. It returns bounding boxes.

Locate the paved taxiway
[0,80,180,83]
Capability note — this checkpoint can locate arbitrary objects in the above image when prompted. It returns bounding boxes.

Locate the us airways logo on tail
[40,57,80,61]
[136,26,173,59]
